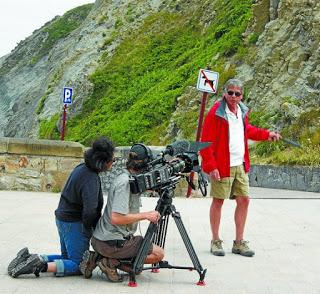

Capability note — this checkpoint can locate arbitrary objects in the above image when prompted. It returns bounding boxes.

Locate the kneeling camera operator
[80,143,164,282]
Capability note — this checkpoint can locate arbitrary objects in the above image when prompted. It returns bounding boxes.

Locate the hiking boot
[117,263,132,274]
[98,258,123,283]
[8,247,31,276]
[117,263,142,275]
[79,250,100,279]
[11,255,46,278]
[232,240,255,257]
[210,240,225,256]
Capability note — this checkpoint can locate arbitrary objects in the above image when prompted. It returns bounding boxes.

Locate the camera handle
[128,187,207,287]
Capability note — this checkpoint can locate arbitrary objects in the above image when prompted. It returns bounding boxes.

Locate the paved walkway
[0,188,319,294]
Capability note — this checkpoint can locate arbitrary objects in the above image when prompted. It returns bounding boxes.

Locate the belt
[106,235,133,248]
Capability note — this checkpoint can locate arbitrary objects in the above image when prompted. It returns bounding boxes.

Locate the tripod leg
[151,214,169,271]
[171,205,206,285]
[129,196,172,286]
[154,214,169,249]
[129,222,157,285]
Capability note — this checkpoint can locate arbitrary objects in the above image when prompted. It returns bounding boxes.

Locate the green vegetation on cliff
[31,4,93,64]
[38,0,319,166]
[61,0,253,145]
[250,108,320,166]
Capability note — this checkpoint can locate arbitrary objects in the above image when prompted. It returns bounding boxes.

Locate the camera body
[129,141,205,194]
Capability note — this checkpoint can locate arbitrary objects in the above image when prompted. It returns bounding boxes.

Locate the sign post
[186,69,219,197]
[61,87,73,141]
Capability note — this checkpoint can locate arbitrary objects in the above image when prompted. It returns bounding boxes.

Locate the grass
[57,0,253,146]
[31,4,93,64]
[251,143,320,166]
[250,108,320,166]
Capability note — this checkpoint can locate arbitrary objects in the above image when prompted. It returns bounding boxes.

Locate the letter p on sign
[63,87,73,104]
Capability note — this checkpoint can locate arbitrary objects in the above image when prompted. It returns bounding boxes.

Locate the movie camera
[129,140,209,196]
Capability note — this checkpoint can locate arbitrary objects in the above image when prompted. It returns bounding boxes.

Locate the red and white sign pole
[61,87,73,141]
[186,92,208,197]
[186,69,219,197]
[60,104,68,141]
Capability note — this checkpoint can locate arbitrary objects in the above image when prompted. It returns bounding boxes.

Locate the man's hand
[209,169,221,181]
[144,211,161,224]
[268,131,282,141]
[111,211,160,225]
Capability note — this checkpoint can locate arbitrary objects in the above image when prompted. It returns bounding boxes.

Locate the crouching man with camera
[80,143,164,282]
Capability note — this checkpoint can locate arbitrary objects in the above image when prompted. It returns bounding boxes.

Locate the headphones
[129,143,153,162]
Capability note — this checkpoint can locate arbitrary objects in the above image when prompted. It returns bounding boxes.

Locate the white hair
[223,79,244,92]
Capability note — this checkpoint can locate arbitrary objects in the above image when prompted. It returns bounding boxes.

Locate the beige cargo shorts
[211,165,249,199]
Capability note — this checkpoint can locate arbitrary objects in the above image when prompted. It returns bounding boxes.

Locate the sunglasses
[227,90,242,97]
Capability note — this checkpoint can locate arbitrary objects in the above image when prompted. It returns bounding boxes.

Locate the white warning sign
[196,69,219,94]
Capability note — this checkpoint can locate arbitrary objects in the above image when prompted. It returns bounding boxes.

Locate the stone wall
[0,137,85,191]
[0,138,319,193]
[249,164,320,192]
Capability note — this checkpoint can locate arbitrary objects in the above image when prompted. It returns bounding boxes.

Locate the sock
[41,262,48,272]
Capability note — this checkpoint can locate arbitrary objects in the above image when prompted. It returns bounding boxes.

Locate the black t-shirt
[55,163,103,231]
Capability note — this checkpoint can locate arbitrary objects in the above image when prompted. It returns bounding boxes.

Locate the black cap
[130,143,153,161]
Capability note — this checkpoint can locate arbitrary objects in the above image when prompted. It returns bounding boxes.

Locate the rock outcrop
[238,0,320,115]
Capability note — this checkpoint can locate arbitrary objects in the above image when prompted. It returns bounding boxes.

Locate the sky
[0,0,95,58]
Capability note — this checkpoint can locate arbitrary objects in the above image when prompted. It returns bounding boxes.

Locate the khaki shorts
[211,165,249,199]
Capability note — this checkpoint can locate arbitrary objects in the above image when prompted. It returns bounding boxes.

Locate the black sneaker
[11,255,46,278]
[79,250,100,279]
[8,247,31,276]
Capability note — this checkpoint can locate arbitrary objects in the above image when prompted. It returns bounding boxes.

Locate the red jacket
[200,99,270,177]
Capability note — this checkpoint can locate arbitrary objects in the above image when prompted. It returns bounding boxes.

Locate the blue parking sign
[63,87,73,104]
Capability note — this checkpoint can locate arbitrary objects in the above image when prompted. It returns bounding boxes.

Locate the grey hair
[223,79,244,92]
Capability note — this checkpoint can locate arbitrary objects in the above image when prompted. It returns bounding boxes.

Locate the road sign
[196,69,219,93]
[63,87,73,104]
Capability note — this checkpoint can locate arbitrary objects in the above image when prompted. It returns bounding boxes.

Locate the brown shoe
[117,263,132,273]
[232,240,255,257]
[79,250,100,279]
[98,258,123,282]
[117,263,142,275]
[210,240,225,256]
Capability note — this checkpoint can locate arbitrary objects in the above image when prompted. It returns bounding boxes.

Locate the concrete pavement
[0,188,319,294]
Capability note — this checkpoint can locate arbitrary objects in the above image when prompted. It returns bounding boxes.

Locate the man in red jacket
[200,79,281,257]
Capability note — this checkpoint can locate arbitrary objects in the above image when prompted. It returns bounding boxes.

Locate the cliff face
[0,0,319,144]
[239,0,320,113]
[0,0,163,138]
[0,3,97,137]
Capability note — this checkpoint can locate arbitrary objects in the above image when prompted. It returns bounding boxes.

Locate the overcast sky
[0,0,95,58]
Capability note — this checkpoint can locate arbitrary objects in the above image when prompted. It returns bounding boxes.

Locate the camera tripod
[127,182,207,287]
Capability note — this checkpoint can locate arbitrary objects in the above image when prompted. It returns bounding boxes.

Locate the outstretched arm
[111,211,160,225]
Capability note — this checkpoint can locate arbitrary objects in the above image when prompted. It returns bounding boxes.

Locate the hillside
[0,0,319,165]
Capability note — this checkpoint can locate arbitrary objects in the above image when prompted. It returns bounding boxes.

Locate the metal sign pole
[186,92,208,197]
[61,104,67,141]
